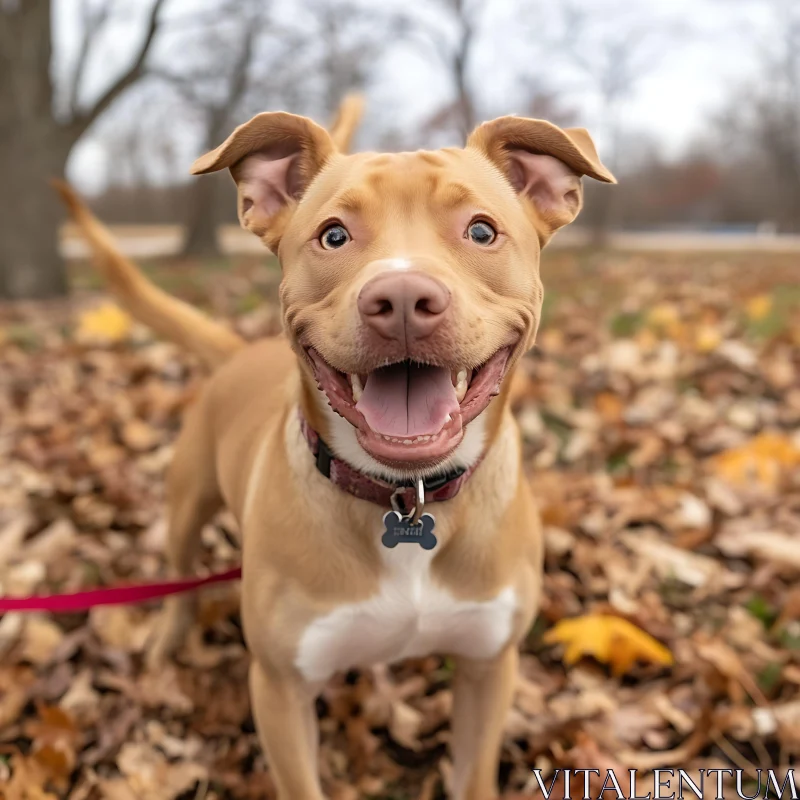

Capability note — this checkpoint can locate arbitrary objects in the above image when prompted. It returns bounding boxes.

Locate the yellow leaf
[710,432,800,490]
[543,614,673,677]
[694,323,722,353]
[647,303,684,339]
[75,303,132,343]
[647,302,679,326]
[745,294,772,321]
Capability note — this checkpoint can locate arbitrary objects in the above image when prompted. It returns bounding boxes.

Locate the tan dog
[58,107,613,799]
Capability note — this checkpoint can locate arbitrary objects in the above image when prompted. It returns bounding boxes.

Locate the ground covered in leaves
[1,250,799,799]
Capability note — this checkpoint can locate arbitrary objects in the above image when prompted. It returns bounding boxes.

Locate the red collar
[298,413,481,513]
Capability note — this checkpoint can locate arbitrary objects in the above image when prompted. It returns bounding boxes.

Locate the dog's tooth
[350,374,363,403]
[455,377,468,403]
[403,439,412,445]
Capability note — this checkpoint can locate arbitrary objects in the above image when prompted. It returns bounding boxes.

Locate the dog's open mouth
[307,347,512,466]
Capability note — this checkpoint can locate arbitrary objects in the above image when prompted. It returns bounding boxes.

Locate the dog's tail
[53,180,244,371]
[329,93,365,153]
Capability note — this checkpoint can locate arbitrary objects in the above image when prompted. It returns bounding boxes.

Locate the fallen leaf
[0,666,36,728]
[716,529,800,572]
[23,702,82,791]
[694,322,722,352]
[120,418,161,452]
[0,612,24,660]
[75,302,132,344]
[3,752,61,800]
[710,431,800,489]
[388,699,424,750]
[544,614,674,676]
[103,741,207,800]
[745,294,772,321]
[19,616,64,666]
[89,605,155,653]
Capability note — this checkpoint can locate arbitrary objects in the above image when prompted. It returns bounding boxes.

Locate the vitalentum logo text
[529,769,797,800]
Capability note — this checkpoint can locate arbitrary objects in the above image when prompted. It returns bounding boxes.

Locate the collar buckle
[422,466,467,493]
[316,438,333,478]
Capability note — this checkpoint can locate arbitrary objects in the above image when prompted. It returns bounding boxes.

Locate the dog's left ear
[467,116,616,237]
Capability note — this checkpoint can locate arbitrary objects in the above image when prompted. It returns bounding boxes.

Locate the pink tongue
[356,363,460,437]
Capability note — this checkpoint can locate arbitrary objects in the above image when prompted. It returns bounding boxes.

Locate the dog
[57,102,614,799]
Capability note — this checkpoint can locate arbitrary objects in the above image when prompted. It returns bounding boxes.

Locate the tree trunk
[181,170,222,258]
[1,0,167,297]
[589,104,621,247]
[0,0,71,299]
[181,113,228,258]
[0,135,70,299]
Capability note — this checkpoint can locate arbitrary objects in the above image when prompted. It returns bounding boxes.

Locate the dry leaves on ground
[0,250,799,798]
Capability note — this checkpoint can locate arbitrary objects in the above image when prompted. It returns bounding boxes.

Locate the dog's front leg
[450,647,518,800]
[249,662,325,799]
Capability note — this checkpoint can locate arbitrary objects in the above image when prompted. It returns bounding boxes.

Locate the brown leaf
[19,617,64,666]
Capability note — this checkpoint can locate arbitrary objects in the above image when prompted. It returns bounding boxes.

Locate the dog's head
[192,112,614,477]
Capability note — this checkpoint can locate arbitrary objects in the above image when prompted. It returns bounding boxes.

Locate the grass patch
[756,662,782,695]
[745,594,778,629]
[609,310,644,338]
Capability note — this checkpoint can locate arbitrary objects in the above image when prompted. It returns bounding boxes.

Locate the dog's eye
[320,224,351,250]
[467,220,496,245]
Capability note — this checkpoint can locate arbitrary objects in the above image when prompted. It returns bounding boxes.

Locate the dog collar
[298,412,480,513]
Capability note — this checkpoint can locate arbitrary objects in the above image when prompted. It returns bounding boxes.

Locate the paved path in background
[60,225,800,259]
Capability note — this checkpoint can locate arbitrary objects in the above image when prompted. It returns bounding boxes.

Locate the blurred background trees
[1,0,798,299]
[0,0,167,298]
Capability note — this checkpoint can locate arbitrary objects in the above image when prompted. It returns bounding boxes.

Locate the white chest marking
[295,547,517,683]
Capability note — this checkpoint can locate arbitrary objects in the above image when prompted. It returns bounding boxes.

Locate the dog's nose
[358,271,451,340]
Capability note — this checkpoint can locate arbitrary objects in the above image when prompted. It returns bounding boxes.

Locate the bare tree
[729,0,800,231]
[154,2,271,257]
[276,0,398,124]
[0,0,172,298]
[664,0,800,233]
[401,0,566,147]
[549,0,683,238]
[404,0,484,143]
[157,0,386,257]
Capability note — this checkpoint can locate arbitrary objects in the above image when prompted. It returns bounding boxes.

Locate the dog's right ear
[191,112,335,249]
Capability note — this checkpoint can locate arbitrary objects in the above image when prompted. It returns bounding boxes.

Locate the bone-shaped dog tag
[381,511,437,550]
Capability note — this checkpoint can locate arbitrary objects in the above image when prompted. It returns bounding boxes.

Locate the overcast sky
[56,0,776,192]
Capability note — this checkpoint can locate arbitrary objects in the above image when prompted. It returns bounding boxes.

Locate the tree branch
[222,14,260,119]
[396,20,454,72]
[68,0,111,117]
[68,0,167,140]
[149,66,208,109]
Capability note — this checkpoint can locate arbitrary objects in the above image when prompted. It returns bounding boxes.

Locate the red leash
[0,566,242,613]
